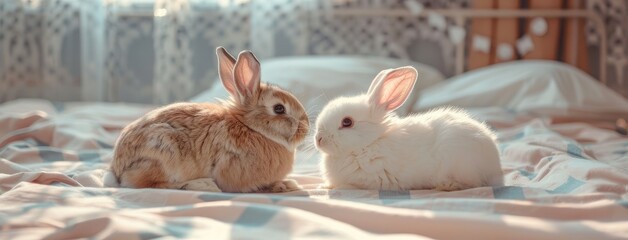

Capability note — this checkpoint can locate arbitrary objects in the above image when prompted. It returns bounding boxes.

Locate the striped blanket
[1,99,627,239]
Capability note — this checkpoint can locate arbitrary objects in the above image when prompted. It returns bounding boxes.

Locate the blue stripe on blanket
[163,221,194,238]
[198,192,293,204]
[81,189,112,197]
[32,138,48,146]
[96,140,113,149]
[268,195,287,204]
[20,202,56,213]
[545,156,554,161]
[613,149,628,155]
[12,142,32,149]
[618,200,628,209]
[499,143,510,152]
[503,108,517,114]
[379,190,410,204]
[51,101,65,112]
[235,205,279,227]
[548,176,585,194]
[511,131,525,140]
[492,186,525,200]
[139,220,194,239]
[567,143,586,159]
[139,232,162,239]
[518,169,537,180]
[39,149,64,162]
[198,192,236,202]
[78,151,102,162]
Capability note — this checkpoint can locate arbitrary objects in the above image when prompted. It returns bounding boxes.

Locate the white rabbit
[314,66,504,191]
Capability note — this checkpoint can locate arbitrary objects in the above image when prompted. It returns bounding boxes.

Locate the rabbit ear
[216,47,238,97]
[368,66,417,112]
[367,70,389,95]
[233,50,261,100]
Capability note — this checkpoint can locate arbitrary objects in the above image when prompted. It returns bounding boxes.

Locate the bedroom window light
[154,8,167,17]
[220,0,251,7]
[21,0,42,8]
[117,0,253,17]
[125,0,156,6]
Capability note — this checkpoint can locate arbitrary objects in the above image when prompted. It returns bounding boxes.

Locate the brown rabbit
[111,47,309,193]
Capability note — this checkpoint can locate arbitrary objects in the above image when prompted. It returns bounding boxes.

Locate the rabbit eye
[273,104,286,114]
[341,117,353,128]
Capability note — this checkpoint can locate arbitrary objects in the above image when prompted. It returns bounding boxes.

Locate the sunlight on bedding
[1,0,627,239]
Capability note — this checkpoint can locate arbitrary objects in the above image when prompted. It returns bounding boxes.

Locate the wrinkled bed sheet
[1,99,627,240]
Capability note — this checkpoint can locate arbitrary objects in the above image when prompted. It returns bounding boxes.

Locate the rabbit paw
[265,179,301,193]
[434,181,469,192]
[180,178,222,192]
[332,183,360,190]
[318,182,358,190]
[317,183,333,189]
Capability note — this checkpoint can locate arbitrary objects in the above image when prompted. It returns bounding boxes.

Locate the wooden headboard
[327,5,607,85]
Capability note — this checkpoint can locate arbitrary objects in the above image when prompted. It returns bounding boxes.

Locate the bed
[2,5,628,240]
[1,56,627,239]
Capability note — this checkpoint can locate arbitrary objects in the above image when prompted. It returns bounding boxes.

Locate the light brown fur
[111,48,309,193]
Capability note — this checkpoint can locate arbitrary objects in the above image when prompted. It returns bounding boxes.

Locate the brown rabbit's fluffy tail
[112,157,169,188]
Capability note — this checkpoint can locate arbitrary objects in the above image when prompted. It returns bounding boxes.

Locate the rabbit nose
[317,137,323,145]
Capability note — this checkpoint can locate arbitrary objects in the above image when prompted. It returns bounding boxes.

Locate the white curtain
[0,0,624,104]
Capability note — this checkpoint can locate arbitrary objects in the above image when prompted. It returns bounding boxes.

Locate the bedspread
[1,99,627,240]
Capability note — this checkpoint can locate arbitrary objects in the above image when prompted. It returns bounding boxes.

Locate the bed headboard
[323,7,608,84]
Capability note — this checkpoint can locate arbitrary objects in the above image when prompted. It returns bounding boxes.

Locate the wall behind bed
[464,0,626,95]
[0,0,625,104]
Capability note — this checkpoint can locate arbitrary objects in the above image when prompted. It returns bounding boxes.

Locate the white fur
[315,67,504,191]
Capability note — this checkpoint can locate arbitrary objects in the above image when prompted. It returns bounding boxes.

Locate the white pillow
[190,55,445,115]
[414,60,628,119]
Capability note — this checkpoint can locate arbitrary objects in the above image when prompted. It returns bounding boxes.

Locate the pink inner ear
[378,70,415,111]
[242,60,259,93]
[217,48,238,98]
[219,59,238,95]
[234,53,260,96]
